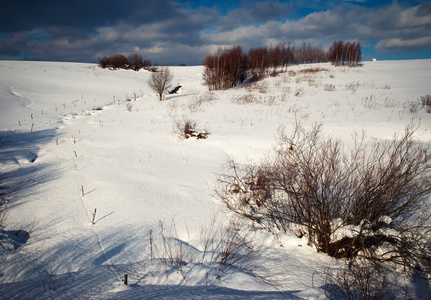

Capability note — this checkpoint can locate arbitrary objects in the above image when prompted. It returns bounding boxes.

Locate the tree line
[98,53,155,71]
[328,41,362,67]
[203,41,361,90]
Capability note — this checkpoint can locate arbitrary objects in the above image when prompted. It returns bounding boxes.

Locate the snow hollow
[0,60,430,299]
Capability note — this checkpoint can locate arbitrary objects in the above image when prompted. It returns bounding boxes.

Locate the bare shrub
[110,54,129,69]
[421,94,431,113]
[99,54,152,71]
[406,101,421,114]
[175,118,196,139]
[127,53,144,71]
[362,95,377,109]
[383,97,396,108]
[174,118,207,139]
[256,81,269,93]
[231,94,259,105]
[148,67,173,101]
[323,84,336,91]
[142,59,153,71]
[265,96,277,106]
[188,92,217,112]
[288,70,296,77]
[346,81,360,94]
[98,56,110,69]
[117,218,265,286]
[217,123,431,275]
[321,259,406,299]
[298,67,328,74]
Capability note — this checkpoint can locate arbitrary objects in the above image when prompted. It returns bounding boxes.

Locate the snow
[1,59,430,299]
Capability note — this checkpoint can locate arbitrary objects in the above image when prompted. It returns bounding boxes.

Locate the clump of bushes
[217,123,431,276]
[98,53,153,71]
[174,118,208,139]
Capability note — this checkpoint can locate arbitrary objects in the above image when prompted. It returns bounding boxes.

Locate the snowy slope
[0,60,430,299]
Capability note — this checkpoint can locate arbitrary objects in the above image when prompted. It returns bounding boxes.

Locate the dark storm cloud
[0,0,178,34]
[0,0,430,64]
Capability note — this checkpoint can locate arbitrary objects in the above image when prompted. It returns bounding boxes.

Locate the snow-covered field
[0,59,430,299]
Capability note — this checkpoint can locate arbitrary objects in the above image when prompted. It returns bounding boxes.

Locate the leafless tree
[148,67,174,101]
[203,46,248,90]
[328,41,362,67]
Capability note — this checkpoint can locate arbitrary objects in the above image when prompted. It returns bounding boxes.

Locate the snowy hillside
[0,59,430,299]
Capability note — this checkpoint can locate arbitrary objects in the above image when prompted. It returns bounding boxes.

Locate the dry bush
[174,118,196,139]
[174,118,207,139]
[288,70,296,77]
[231,94,259,105]
[264,96,277,106]
[321,259,406,299]
[256,81,269,93]
[298,67,328,74]
[99,54,152,71]
[323,84,336,91]
[110,54,129,69]
[421,94,431,113]
[217,123,431,275]
[118,218,264,285]
[362,95,378,109]
[346,81,360,94]
[127,53,144,71]
[406,101,421,114]
[188,92,217,112]
[98,56,110,69]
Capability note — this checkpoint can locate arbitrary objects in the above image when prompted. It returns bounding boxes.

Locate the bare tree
[148,67,174,101]
[328,41,362,67]
[203,46,247,90]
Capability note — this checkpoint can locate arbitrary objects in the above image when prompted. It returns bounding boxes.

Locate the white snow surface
[0,60,430,299]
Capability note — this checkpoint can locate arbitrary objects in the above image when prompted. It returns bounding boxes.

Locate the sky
[0,0,430,65]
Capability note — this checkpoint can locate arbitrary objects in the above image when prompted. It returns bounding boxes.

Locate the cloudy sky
[1,0,430,65]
